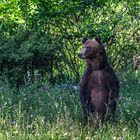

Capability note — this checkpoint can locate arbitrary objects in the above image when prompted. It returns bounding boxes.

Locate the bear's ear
[95,36,101,44]
[82,37,88,44]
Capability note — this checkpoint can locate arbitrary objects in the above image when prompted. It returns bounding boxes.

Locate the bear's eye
[86,46,91,48]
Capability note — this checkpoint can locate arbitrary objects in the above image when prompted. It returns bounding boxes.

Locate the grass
[0,77,140,140]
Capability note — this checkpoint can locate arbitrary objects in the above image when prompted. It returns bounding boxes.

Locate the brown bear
[78,36,119,123]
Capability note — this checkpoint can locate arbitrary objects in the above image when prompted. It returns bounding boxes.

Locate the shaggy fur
[78,37,119,123]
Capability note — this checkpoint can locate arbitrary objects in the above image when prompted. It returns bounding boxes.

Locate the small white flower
[63,132,68,136]
[27,125,31,128]
[117,137,124,140]
[73,86,79,90]
[123,127,128,132]
[112,137,124,140]
[85,137,90,140]
[112,136,117,140]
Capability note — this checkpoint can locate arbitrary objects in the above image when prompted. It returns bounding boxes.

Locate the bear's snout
[78,48,87,59]
[78,52,86,59]
[78,52,83,58]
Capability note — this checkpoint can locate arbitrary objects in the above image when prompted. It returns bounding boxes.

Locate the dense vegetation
[0,0,140,86]
[0,0,140,139]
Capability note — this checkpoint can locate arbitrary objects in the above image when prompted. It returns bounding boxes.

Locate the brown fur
[78,37,119,123]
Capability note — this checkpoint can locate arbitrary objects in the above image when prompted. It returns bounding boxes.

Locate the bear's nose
[78,52,82,58]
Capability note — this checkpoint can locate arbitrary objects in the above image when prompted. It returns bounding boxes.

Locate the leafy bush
[0,0,140,86]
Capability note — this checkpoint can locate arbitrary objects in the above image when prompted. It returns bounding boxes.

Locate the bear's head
[78,36,106,60]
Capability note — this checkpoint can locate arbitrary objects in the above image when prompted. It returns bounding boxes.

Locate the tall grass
[0,77,140,140]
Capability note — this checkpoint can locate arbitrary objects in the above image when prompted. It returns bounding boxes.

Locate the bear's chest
[89,71,109,104]
[80,70,111,96]
[89,71,107,86]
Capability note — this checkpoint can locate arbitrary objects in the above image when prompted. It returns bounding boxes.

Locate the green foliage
[0,78,140,139]
[0,0,140,86]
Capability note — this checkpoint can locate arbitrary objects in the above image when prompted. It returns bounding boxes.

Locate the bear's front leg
[80,93,92,123]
